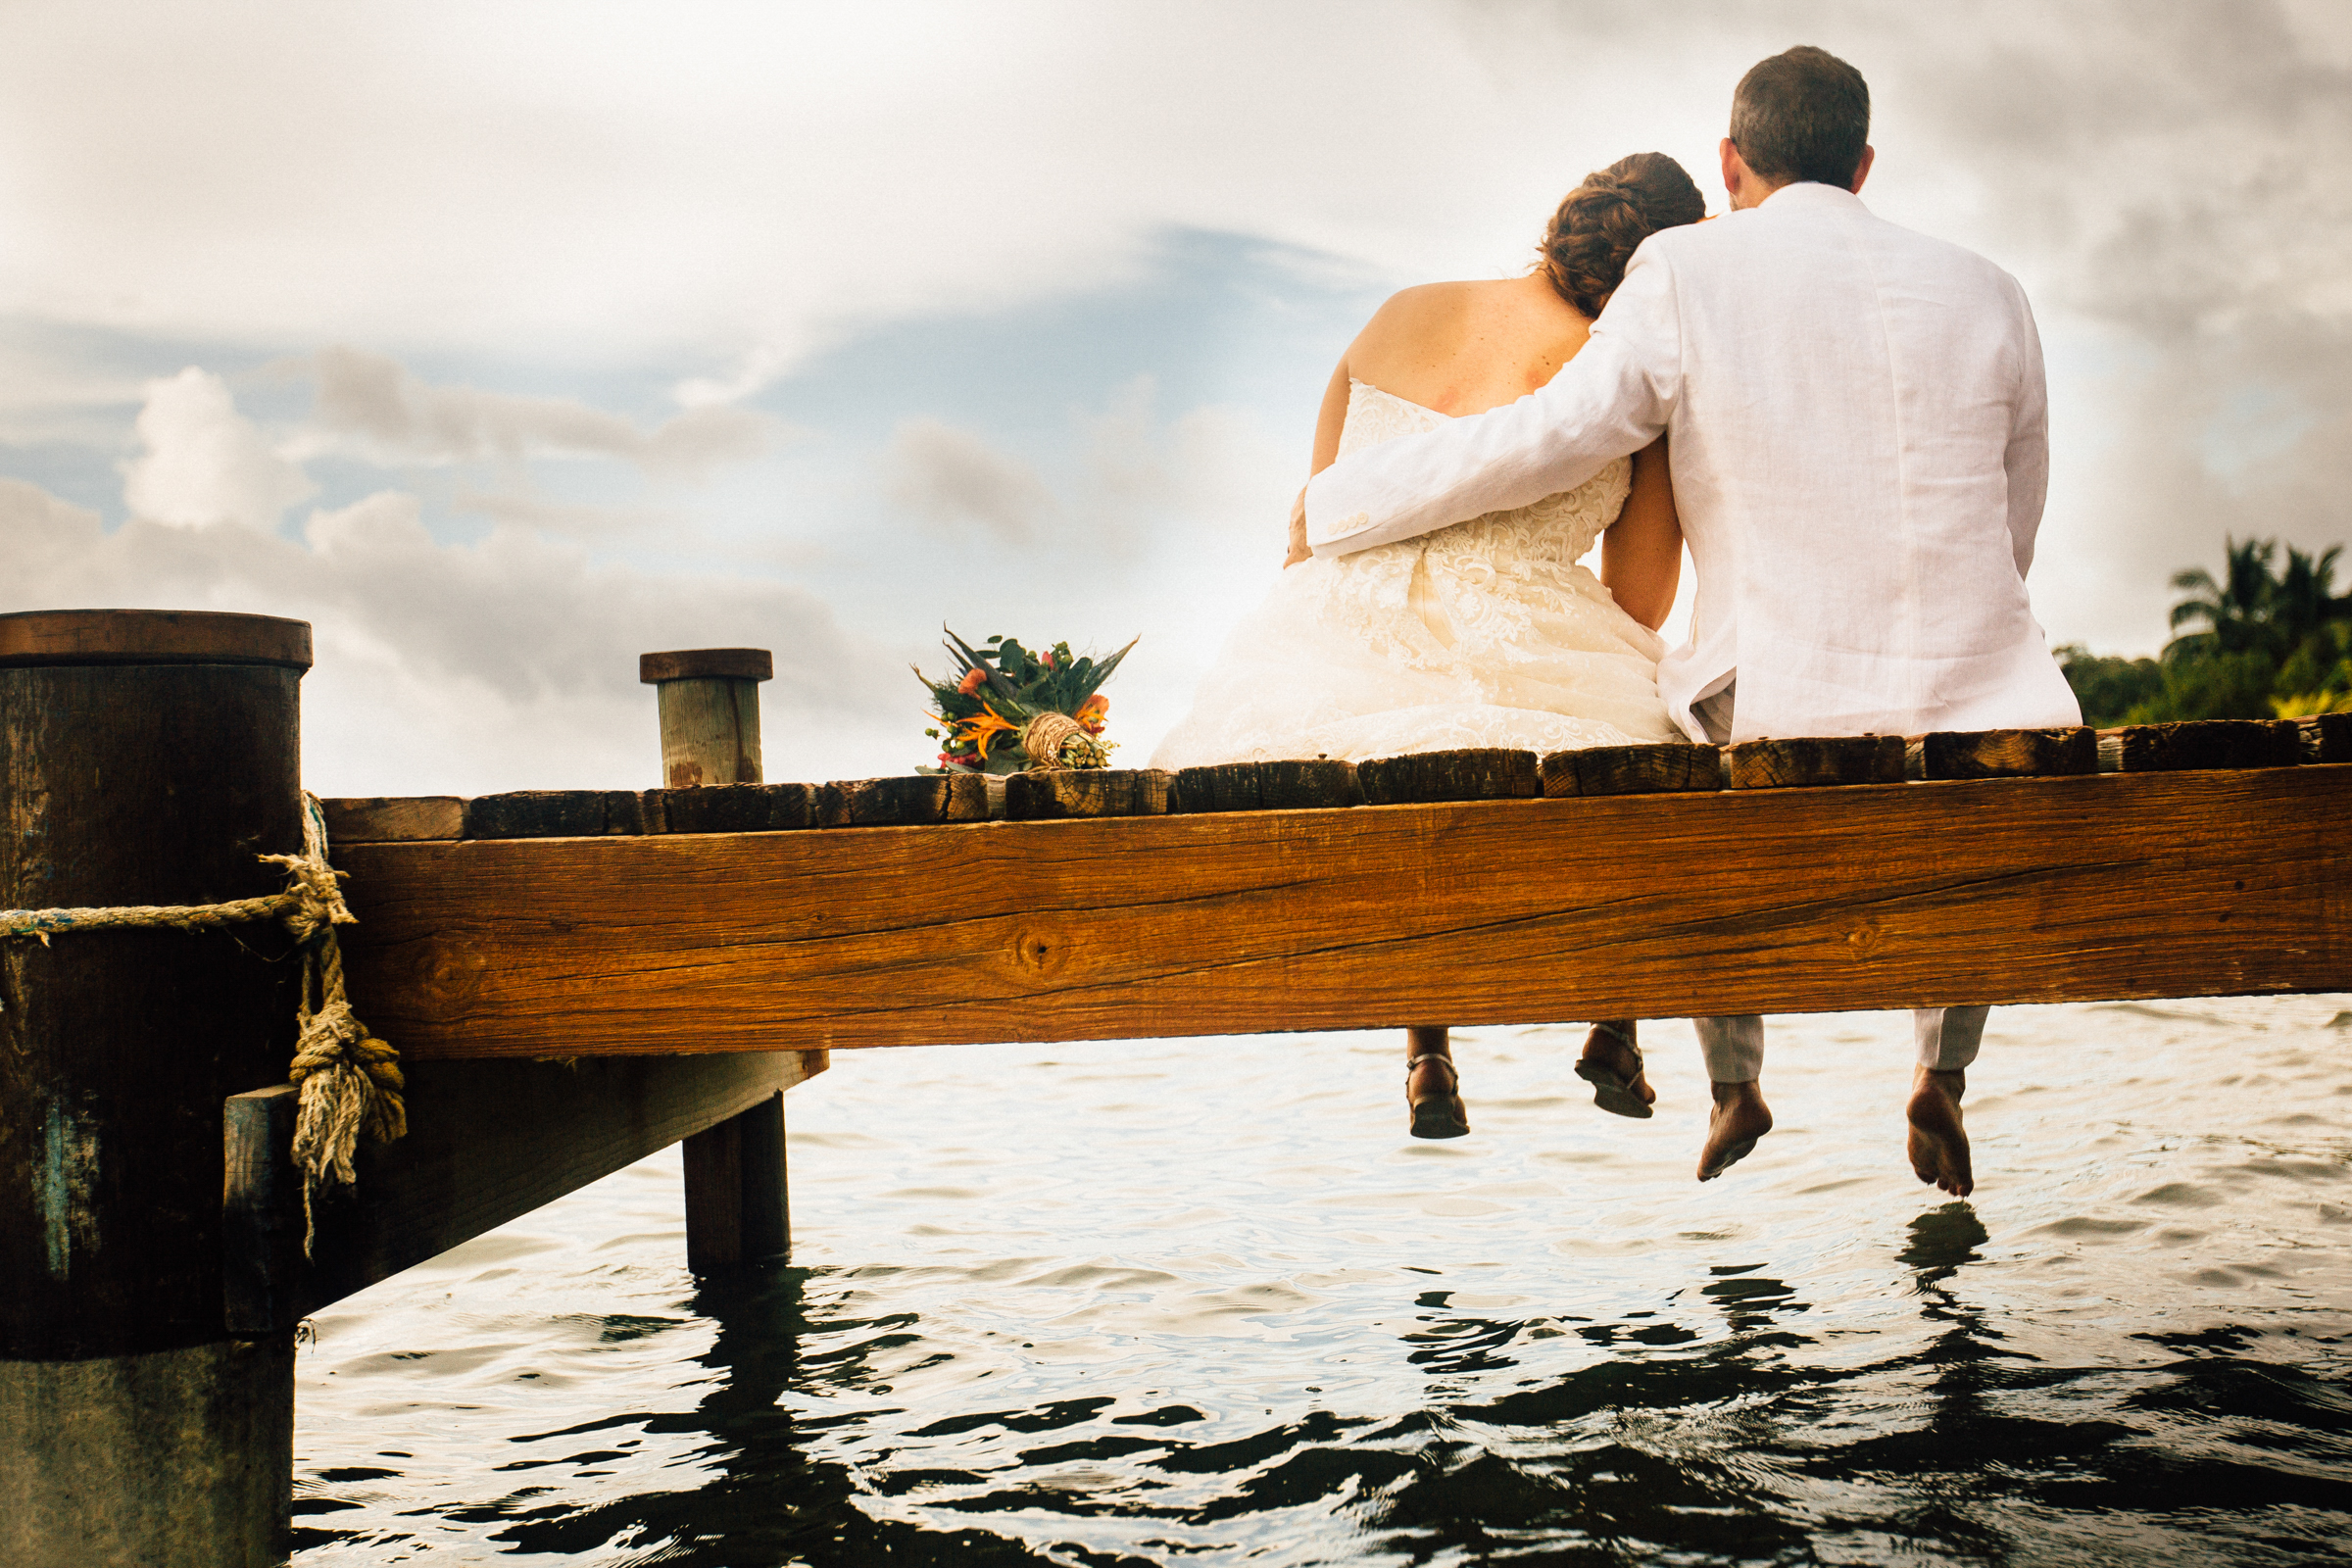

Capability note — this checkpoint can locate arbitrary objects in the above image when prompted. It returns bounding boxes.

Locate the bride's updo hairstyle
[1538,152,1705,318]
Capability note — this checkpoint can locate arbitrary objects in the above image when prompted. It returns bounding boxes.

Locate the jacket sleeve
[2002,277,2050,579]
[1304,245,1682,557]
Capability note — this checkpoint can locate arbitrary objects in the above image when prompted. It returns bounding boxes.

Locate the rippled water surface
[294,998,2352,1564]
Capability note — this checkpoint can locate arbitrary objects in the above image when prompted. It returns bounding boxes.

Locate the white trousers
[1693,1006,1990,1083]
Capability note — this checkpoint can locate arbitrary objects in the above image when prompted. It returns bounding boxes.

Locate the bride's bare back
[1319,274,1593,442]
[1298,273,1681,629]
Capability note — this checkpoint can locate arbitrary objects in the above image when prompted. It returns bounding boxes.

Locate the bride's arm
[1286,357,1357,565]
[1599,437,1681,630]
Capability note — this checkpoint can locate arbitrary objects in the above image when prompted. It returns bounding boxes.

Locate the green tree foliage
[2059,536,2352,724]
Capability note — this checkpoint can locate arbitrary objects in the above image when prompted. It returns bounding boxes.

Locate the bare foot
[1698,1080,1772,1181]
[1575,1020,1656,1118]
[1906,1067,1973,1197]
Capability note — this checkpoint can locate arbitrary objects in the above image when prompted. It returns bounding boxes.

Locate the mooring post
[1,609,311,1568]
[640,647,790,1270]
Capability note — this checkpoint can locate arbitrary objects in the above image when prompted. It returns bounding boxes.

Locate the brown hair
[1538,152,1706,318]
[1731,46,1870,188]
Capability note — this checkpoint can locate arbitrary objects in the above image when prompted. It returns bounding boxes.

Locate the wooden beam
[222,1050,827,1331]
[333,765,2352,1060]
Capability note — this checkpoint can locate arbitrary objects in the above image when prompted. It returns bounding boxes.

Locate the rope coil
[1,793,404,1254]
[1019,711,1085,770]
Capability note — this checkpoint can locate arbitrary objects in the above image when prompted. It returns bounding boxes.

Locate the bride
[1151,152,1705,1140]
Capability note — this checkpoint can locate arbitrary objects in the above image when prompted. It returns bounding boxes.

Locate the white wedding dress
[1152,380,1682,768]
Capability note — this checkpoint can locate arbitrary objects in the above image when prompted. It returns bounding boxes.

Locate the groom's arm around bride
[1305,45,2084,1195]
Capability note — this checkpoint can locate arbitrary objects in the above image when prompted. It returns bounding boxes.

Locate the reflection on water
[295,998,2352,1564]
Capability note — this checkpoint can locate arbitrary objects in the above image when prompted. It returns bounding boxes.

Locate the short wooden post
[1,609,311,1568]
[640,647,790,1270]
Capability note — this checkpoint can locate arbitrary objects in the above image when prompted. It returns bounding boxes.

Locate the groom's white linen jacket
[1303,182,2082,744]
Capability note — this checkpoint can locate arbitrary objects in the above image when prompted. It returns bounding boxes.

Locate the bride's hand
[1284,486,1311,567]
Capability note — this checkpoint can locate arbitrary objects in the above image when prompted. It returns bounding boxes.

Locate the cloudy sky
[4,0,2346,795]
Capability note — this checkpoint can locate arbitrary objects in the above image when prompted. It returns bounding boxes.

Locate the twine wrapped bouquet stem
[1,793,403,1252]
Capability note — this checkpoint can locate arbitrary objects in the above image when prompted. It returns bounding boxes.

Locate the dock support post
[1,609,313,1568]
[640,647,790,1270]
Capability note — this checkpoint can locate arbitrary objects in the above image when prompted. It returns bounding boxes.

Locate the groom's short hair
[1731,47,1870,188]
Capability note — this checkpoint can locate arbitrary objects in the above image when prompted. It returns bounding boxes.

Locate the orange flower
[956,667,987,696]
[1075,694,1108,734]
[958,705,1019,759]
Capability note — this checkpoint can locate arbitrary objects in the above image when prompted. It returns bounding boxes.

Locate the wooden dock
[333,733,2348,1059]
[3,605,2346,1568]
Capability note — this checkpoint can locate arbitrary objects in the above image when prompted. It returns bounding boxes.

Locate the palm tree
[2165,537,2350,664]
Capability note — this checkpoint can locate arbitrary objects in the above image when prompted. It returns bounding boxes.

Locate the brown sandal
[1406,1054,1470,1140]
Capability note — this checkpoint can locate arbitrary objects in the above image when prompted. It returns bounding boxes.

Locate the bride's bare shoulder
[1347,277,1589,414]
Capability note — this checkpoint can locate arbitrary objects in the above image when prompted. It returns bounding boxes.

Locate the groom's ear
[1848,145,1876,194]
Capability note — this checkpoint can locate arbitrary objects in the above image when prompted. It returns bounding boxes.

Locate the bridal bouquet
[920,629,1137,773]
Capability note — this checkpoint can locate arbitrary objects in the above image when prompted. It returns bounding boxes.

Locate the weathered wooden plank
[945,771,997,822]
[224,1051,828,1330]
[1358,748,1539,804]
[2098,719,2300,773]
[321,796,466,843]
[1168,760,1359,812]
[1912,726,2097,781]
[817,775,950,827]
[1727,734,1904,789]
[1005,768,1176,820]
[221,1086,303,1347]
[467,789,654,839]
[1543,743,1723,798]
[653,782,814,834]
[2298,712,2351,764]
[334,766,2352,1058]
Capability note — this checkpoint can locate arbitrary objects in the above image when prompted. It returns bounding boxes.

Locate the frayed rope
[1,793,404,1254]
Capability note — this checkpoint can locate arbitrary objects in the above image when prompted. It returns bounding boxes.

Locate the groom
[1302,46,2082,1195]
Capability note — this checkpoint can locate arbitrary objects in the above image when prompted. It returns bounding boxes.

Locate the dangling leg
[1405,1025,1468,1140]
[1907,1005,1984,1197]
[1575,1019,1656,1118]
[1693,1015,1774,1181]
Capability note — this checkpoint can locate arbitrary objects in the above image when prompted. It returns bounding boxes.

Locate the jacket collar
[1758,181,1870,214]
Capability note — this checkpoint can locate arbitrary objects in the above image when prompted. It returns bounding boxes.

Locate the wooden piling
[1,609,310,1568]
[641,648,792,1269]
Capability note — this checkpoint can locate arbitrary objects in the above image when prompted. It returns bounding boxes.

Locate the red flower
[1075,694,1108,734]
[956,667,987,696]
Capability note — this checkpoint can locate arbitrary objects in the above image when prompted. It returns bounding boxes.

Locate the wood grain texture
[221,1087,302,1337]
[2098,719,2301,773]
[1357,748,1538,804]
[3,660,303,1357]
[1005,768,1175,820]
[321,797,466,843]
[1543,743,1724,798]
[466,789,653,839]
[817,775,950,827]
[653,782,814,834]
[334,766,2352,1059]
[653,678,761,789]
[0,608,312,669]
[946,771,995,822]
[639,648,773,684]
[1727,735,1905,789]
[2299,713,2351,764]
[223,1052,826,1328]
[1917,727,2098,781]
[1170,760,1361,813]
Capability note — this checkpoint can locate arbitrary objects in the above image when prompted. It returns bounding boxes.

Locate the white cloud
[121,367,317,530]
[301,346,773,475]
[886,418,1055,543]
[0,476,906,795]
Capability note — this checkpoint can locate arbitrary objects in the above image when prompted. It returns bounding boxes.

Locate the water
[293,997,2352,1565]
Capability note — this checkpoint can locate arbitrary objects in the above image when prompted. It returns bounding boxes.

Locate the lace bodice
[1147,377,1676,769]
[1335,379,1632,572]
